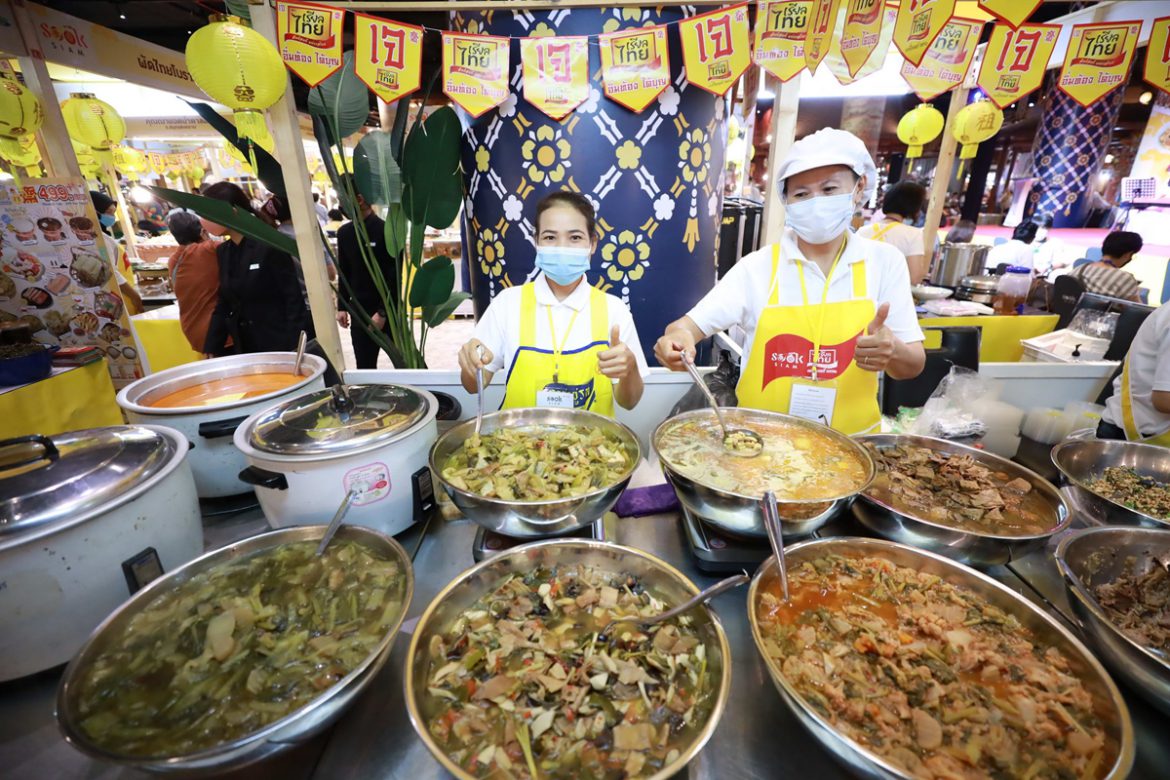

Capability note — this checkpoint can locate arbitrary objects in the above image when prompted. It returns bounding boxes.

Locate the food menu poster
[0,179,143,386]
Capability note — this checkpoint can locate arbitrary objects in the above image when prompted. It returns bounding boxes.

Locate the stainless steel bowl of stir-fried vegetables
[1052,438,1170,529]
[748,536,1135,780]
[1056,526,1170,716]
[55,525,413,772]
[430,408,642,538]
[405,539,731,780]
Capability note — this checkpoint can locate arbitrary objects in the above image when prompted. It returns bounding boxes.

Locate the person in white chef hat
[655,128,925,435]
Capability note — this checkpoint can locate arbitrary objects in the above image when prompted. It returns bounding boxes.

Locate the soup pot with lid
[0,425,202,681]
[234,383,438,536]
[116,352,328,499]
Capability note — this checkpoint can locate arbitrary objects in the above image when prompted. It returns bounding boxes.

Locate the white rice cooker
[234,384,439,536]
[0,426,203,681]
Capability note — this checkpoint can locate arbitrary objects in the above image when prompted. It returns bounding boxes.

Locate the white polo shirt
[1103,304,1170,437]
[474,275,650,380]
[856,219,926,260]
[687,228,924,363]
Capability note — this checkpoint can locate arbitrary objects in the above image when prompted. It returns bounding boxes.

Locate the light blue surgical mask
[784,192,856,244]
[99,213,117,228]
[535,246,591,286]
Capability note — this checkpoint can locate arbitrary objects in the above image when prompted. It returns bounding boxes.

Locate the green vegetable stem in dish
[1086,466,1170,520]
[442,425,632,502]
[73,541,406,758]
[421,564,717,779]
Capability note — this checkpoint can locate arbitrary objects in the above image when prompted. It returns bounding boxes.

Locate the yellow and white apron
[736,242,880,435]
[501,283,615,416]
[1119,359,1170,446]
[866,221,899,244]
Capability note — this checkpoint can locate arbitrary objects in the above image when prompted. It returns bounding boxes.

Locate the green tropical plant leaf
[353,131,402,206]
[402,106,463,229]
[409,255,454,307]
[148,186,297,258]
[423,291,471,328]
[308,51,369,140]
[389,97,410,164]
[183,100,284,197]
[224,0,251,22]
[384,203,406,257]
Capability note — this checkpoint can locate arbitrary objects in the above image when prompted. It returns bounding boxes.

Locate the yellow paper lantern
[185,15,285,157]
[0,135,41,167]
[112,145,148,174]
[187,165,206,186]
[896,104,945,159]
[61,93,126,151]
[952,101,1004,161]
[0,78,44,138]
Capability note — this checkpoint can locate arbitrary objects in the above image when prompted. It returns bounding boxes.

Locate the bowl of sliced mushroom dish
[748,537,1134,780]
[405,539,731,780]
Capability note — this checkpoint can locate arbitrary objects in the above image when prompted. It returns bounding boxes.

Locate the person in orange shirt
[165,211,221,353]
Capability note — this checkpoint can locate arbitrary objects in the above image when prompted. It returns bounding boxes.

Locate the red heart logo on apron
[760,329,864,388]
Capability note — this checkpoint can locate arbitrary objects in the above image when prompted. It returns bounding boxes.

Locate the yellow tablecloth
[0,361,123,437]
[132,316,201,373]
[919,314,1058,362]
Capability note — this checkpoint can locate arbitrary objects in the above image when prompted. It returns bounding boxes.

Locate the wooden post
[738,65,760,198]
[104,163,141,260]
[921,86,968,255]
[761,73,800,245]
[250,2,345,372]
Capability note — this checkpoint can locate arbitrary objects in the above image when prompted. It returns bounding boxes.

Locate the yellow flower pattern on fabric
[476,226,505,278]
[679,127,711,185]
[475,145,491,173]
[531,22,555,37]
[616,140,641,170]
[520,124,571,185]
[601,229,650,284]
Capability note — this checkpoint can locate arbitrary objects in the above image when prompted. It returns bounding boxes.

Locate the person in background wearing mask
[90,190,144,314]
[857,180,929,283]
[458,190,649,414]
[165,210,221,353]
[654,128,925,435]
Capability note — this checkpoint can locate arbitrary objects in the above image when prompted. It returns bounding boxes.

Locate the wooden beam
[250,3,346,373]
[921,86,967,255]
[11,0,81,179]
[761,74,800,245]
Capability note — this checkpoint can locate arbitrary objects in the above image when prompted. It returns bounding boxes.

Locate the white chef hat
[775,127,878,203]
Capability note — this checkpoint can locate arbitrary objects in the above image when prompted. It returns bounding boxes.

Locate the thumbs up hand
[855,302,895,373]
[598,324,636,381]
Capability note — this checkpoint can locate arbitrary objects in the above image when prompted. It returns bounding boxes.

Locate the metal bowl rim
[1051,439,1170,528]
[55,524,415,767]
[746,535,1135,780]
[652,408,877,504]
[428,408,643,508]
[857,433,1071,541]
[403,538,733,780]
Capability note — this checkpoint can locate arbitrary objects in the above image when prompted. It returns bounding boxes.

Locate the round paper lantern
[112,145,148,174]
[61,93,126,151]
[0,135,41,167]
[185,15,285,152]
[896,104,945,159]
[0,78,44,138]
[953,100,1004,160]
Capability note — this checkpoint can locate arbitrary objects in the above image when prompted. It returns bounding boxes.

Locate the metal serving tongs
[598,572,749,641]
[473,344,486,442]
[762,490,789,602]
[681,352,763,457]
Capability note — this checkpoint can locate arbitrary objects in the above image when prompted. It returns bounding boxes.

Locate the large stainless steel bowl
[856,434,1069,566]
[747,536,1135,780]
[404,539,731,780]
[653,408,875,539]
[56,525,414,773]
[1052,439,1170,528]
[429,408,641,537]
[1056,526,1170,715]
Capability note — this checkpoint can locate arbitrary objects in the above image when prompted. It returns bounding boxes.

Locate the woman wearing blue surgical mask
[654,128,925,435]
[458,191,649,415]
[89,190,143,315]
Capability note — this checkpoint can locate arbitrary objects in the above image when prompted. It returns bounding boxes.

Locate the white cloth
[314,202,328,226]
[474,275,650,380]
[984,239,1035,271]
[687,228,925,364]
[856,220,925,260]
[776,128,878,202]
[1103,304,1170,437]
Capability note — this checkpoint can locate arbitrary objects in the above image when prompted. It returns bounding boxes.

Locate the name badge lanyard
[546,304,582,384]
[794,237,848,382]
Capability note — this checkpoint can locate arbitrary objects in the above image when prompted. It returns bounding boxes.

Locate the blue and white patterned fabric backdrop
[454,7,729,363]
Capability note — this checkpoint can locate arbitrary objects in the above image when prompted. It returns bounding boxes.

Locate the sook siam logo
[761,331,863,387]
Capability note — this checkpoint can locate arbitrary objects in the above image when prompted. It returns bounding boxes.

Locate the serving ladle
[315,488,359,556]
[473,344,486,441]
[681,352,763,457]
[598,573,749,641]
[762,490,789,602]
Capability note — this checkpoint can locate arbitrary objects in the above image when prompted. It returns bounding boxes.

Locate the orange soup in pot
[147,372,301,408]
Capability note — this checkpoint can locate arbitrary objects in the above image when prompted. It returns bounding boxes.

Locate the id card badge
[789,378,837,427]
[536,387,573,408]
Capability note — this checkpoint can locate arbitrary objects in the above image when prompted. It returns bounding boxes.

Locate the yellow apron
[501,282,615,416]
[1119,359,1170,445]
[737,243,880,435]
[867,221,898,243]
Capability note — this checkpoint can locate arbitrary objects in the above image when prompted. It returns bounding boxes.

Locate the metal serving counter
[2,503,1168,779]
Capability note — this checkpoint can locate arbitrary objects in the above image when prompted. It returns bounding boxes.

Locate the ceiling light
[129,185,153,204]
[1140,91,1153,106]
[1104,153,1115,164]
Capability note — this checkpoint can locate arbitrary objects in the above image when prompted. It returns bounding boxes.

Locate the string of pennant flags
[273,1,1170,121]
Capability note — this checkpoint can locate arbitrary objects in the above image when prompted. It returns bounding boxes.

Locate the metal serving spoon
[681,352,764,457]
[473,344,486,441]
[598,573,749,641]
[316,488,359,556]
[292,330,307,376]
[762,491,789,602]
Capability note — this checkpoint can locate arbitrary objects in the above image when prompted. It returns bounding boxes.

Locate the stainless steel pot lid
[0,427,176,536]
[958,274,1000,291]
[247,384,430,456]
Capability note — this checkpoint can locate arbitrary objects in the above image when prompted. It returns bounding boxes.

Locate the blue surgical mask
[784,192,856,244]
[99,213,117,228]
[535,246,591,286]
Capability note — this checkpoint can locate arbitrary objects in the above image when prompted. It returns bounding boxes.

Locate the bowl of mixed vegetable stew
[405,539,731,780]
[748,537,1135,780]
[1056,526,1170,716]
[1052,438,1170,529]
[430,408,642,538]
[55,525,413,772]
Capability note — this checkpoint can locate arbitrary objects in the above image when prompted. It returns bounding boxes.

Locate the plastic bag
[909,366,991,439]
[668,349,739,417]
